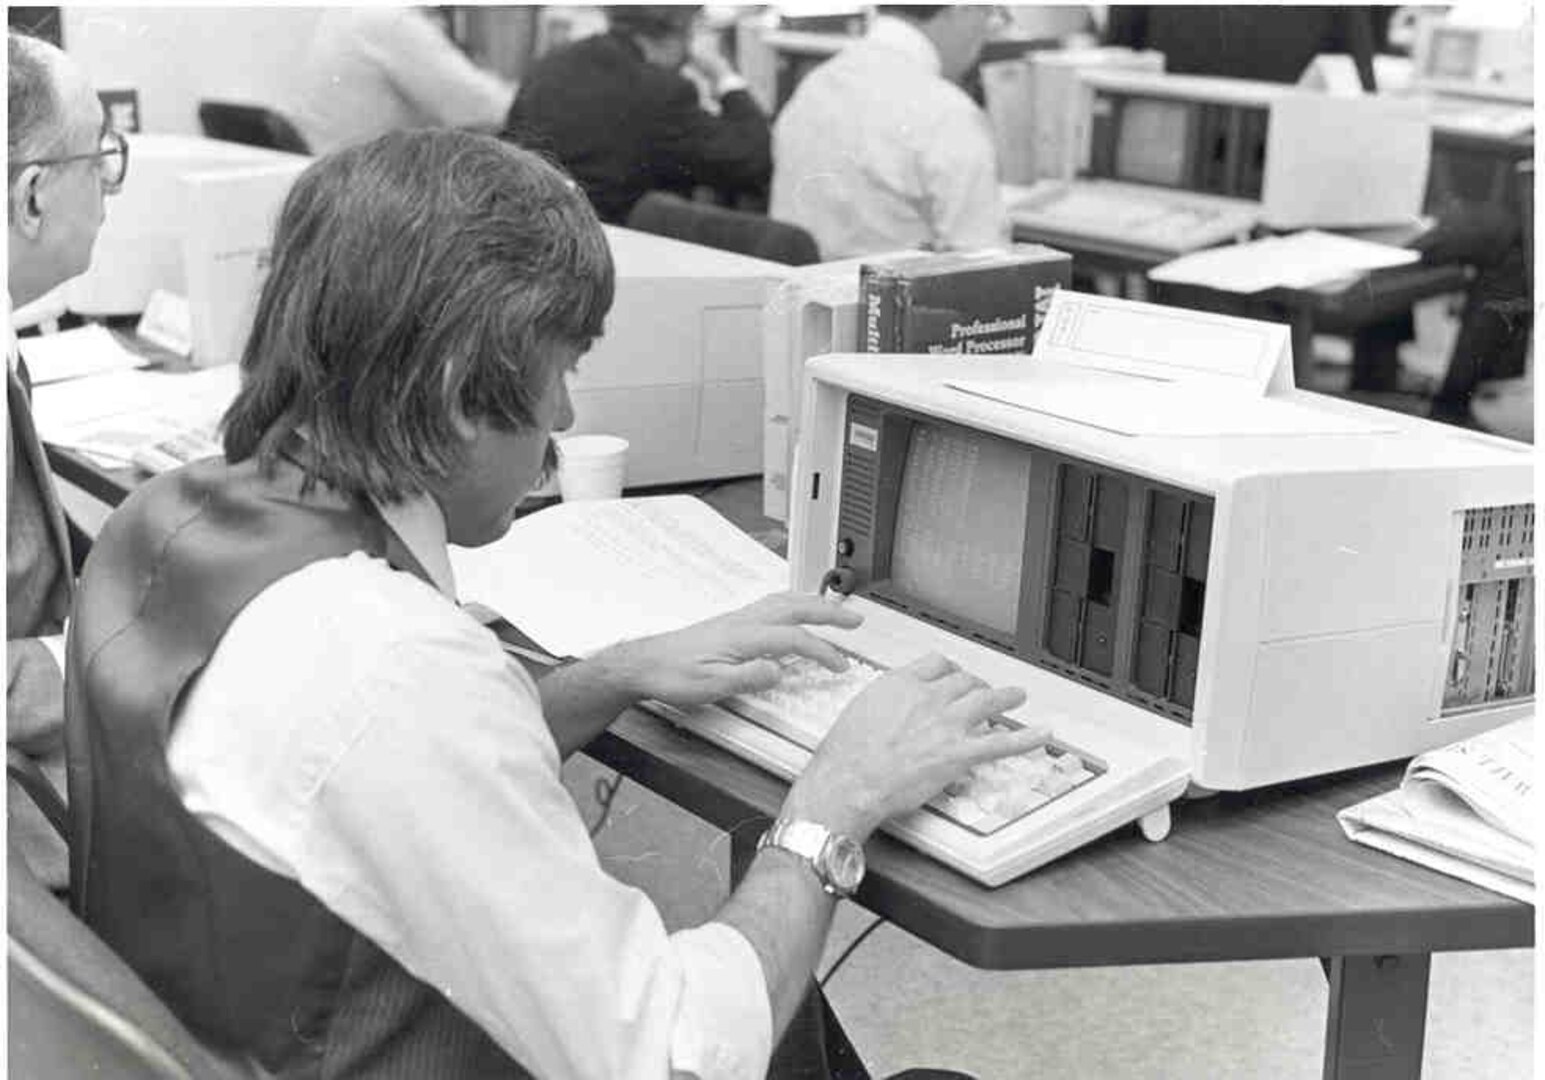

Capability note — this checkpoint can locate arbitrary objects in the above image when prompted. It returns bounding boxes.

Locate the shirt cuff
[667,923,772,1080]
[38,633,66,678]
[715,74,750,97]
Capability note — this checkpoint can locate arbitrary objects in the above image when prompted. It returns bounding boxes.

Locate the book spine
[858,265,901,353]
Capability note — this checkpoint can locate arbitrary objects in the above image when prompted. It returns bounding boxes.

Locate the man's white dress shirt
[168,493,772,1080]
[289,7,515,154]
[770,16,1010,259]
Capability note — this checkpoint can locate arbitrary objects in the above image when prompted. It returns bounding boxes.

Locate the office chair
[625,192,822,266]
[197,101,311,155]
[7,842,262,1080]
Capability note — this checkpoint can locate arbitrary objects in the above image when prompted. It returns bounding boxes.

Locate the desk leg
[1290,310,1316,389]
[1322,953,1431,1080]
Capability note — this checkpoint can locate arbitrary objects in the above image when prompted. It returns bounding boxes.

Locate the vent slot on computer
[1443,503,1535,713]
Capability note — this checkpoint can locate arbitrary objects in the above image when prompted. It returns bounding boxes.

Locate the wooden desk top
[589,709,1532,972]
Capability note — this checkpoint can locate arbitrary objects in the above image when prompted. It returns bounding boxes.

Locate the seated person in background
[289,6,514,154]
[771,5,1010,260]
[504,5,771,225]
[66,130,1039,1079]
[1104,4,1383,90]
[7,30,124,889]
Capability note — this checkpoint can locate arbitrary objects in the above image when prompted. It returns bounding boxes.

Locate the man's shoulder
[231,552,493,679]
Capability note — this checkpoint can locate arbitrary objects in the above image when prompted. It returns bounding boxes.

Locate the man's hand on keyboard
[604,592,863,709]
[781,653,1041,843]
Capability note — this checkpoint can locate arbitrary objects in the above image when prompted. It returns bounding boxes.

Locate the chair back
[1517,160,1533,289]
[7,844,262,1080]
[625,192,821,265]
[197,101,311,155]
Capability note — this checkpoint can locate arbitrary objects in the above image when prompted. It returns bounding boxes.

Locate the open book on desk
[1338,718,1534,903]
[448,495,1190,888]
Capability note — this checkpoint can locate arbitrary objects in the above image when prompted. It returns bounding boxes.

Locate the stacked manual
[1338,718,1534,903]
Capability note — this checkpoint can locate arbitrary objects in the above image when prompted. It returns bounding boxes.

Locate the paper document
[1031,291,1292,394]
[1339,718,1534,903]
[1148,231,1421,294]
[949,369,1394,437]
[448,495,789,658]
[32,365,239,468]
[16,324,147,385]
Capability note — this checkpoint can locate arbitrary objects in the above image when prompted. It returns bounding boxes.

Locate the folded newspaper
[1338,717,1534,903]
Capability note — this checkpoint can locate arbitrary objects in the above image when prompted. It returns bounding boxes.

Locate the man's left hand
[602,592,863,708]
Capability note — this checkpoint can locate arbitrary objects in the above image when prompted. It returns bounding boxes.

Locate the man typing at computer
[66,130,1040,1079]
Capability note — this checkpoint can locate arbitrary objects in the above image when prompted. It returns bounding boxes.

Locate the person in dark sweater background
[504,5,771,224]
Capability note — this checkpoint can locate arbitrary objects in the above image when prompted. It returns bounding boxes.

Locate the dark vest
[65,456,531,1079]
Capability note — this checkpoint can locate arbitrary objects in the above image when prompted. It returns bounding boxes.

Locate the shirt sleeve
[286,627,773,1080]
[917,100,1012,253]
[365,9,515,130]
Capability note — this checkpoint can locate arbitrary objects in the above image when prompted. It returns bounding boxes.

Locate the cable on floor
[589,775,624,837]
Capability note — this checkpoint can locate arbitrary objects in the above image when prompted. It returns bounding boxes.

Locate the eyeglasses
[19,129,130,193]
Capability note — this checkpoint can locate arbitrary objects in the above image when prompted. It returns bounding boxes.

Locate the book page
[448,495,790,658]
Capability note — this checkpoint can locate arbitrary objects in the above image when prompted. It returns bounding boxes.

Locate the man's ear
[447,395,479,441]
[9,166,47,241]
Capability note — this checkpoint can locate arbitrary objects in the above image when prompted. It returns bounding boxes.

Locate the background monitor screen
[889,424,1032,635]
[1427,28,1480,80]
[1114,98,1192,186]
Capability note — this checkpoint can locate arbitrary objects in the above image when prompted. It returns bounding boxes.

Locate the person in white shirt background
[67,129,1045,1079]
[771,5,1011,259]
[288,6,515,154]
[7,30,125,889]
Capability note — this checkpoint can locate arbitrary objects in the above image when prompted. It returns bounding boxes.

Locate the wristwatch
[757,819,866,898]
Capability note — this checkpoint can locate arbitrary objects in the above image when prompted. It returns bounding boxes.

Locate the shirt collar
[866,14,943,77]
[371,491,458,600]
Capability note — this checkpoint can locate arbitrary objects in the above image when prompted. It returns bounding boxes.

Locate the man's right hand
[780,654,1043,843]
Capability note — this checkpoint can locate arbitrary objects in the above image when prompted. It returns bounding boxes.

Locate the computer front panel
[826,394,1217,730]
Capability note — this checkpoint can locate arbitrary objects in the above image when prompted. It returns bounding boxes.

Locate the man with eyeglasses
[7,30,127,890]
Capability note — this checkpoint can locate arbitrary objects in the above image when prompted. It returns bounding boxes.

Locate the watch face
[823,835,866,894]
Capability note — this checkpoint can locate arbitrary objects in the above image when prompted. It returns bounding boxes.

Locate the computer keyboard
[722,654,1103,837]
[1004,180,1260,255]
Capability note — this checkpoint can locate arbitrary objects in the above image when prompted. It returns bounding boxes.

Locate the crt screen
[889,424,1032,636]
[1114,99,1191,186]
[1427,29,1480,80]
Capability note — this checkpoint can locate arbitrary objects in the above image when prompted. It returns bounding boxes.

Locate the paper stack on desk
[1338,717,1534,903]
[1148,230,1421,294]
[16,323,147,385]
[31,365,238,470]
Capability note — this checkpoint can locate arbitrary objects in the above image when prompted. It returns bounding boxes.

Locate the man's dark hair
[876,6,949,22]
[223,130,614,503]
[8,31,65,184]
[606,5,699,40]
